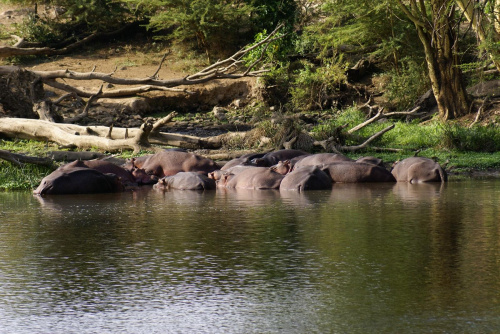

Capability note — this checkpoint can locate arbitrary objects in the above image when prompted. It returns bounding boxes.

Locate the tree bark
[396,0,470,120]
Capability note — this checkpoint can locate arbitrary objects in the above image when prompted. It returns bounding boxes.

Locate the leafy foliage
[289,58,347,111]
[11,0,133,44]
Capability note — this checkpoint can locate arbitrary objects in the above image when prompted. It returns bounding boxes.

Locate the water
[1,179,500,333]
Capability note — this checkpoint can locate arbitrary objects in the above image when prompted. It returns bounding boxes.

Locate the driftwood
[0,115,248,153]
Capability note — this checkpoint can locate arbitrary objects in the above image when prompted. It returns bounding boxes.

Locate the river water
[1,179,499,333]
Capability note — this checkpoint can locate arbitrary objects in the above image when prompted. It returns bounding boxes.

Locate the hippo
[220,153,266,170]
[391,157,447,183]
[153,172,216,190]
[223,167,285,189]
[209,165,256,181]
[270,160,293,175]
[59,159,157,185]
[252,149,310,167]
[33,167,125,195]
[355,156,385,168]
[321,162,396,183]
[280,166,333,191]
[292,153,354,170]
[125,150,220,178]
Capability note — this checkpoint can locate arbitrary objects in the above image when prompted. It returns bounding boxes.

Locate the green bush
[289,58,347,111]
[15,12,65,44]
[381,58,430,110]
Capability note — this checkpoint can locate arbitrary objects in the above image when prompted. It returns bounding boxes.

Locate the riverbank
[1,137,500,191]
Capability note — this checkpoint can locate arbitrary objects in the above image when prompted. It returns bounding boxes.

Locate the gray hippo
[355,156,385,168]
[124,150,220,178]
[391,157,447,183]
[223,167,284,189]
[292,153,354,170]
[252,149,310,167]
[208,165,256,181]
[153,172,216,190]
[33,167,125,195]
[322,162,396,183]
[280,166,333,191]
[220,153,266,170]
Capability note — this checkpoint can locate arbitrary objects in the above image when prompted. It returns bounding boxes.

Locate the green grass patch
[0,161,53,191]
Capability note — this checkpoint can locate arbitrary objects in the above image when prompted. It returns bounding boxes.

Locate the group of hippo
[33,149,447,195]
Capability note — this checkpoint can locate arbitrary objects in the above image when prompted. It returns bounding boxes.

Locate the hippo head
[270,160,291,175]
[208,170,224,181]
[251,158,267,167]
[104,173,125,192]
[153,178,168,190]
[131,166,158,185]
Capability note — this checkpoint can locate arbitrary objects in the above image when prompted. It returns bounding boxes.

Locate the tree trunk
[403,0,470,120]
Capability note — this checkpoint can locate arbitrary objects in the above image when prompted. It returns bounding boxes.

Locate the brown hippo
[391,157,447,183]
[321,162,396,183]
[153,172,216,190]
[125,150,220,178]
[220,153,266,170]
[252,149,310,167]
[270,160,293,175]
[223,167,285,189]
[292,153,354,170]
[280,166,333,191]
[33,167,125,195]
[59,159,157,185]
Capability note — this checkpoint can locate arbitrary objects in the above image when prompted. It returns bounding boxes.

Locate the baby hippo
[154,172,216,190]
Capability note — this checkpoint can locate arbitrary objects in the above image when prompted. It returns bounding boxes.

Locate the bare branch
[341,125,395,151]
[63,85,103,123]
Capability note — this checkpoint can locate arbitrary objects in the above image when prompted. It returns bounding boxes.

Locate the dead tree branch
[348,106,422,134]
[341,125,395,151]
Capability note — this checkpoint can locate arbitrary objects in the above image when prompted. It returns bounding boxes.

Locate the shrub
[289,58,347,111]
[381,58,430,110]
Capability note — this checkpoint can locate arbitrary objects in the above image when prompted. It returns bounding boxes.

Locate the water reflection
[392,182,445,202]
[0,180,500,333]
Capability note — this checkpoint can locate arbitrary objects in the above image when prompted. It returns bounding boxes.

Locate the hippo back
[254,149,310,167]
[322,162,396,183]
[224,167,284,189]
[280,166,332,191]
[154,172,216,190]
[140,150,220,177]
[391,157,447,183]
[221,153,265,170]
[293,153,353,169]
[34,167,125,195]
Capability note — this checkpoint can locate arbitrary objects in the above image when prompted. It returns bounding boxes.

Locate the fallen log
[0,117,248,152]
[0,149,55,167]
